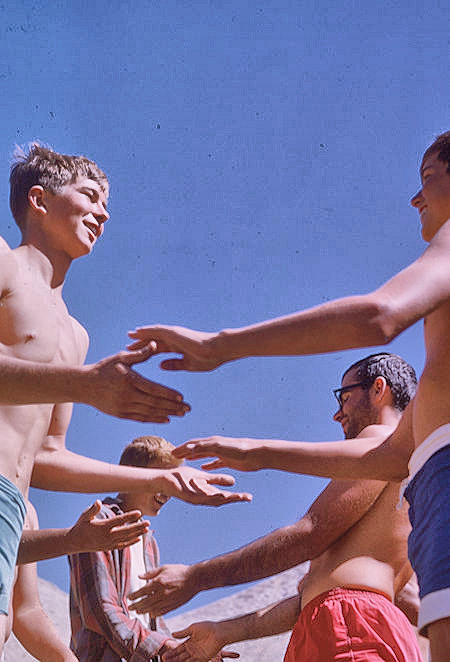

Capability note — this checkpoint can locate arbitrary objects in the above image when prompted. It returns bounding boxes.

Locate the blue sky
[0,1,449,616]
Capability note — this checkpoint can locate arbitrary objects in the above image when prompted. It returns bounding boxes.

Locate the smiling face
[411,152,450,242]
[41,176,109,258]
[333,368,375,439]
[121,479,172,518]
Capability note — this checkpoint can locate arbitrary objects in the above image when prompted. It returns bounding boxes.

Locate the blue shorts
[0,475,26,615]
[404,438,450,633]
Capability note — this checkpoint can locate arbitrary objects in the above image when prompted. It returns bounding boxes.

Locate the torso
[0,245,86,493]
[413,300,450,447]
[301,481,411,609]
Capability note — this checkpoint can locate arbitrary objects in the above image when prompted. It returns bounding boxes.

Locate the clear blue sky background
[0,1,448,617]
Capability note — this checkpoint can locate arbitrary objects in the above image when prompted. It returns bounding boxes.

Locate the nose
[333,407,343,422]
[410,189,423,208]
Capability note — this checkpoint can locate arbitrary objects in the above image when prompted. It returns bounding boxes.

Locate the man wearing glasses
[130,354,424,661]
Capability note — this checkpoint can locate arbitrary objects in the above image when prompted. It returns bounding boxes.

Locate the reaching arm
[128,477,385,616]
[173,410,415,482]
[163,595,300,662]
[17,500,149,564]
[128,220,450,371]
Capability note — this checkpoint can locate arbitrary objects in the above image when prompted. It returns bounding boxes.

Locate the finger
[222,651,240,659]
[110,521,149,540]
[126,339,151,351]
[127,376,187,407]
[120,342,157,366]
[115,536,142,550]
[160,358,188,371]
[81,499,102,521]
[172,627,191,639]
[201,459,227,471]
[136,567,161,581]
[105,509,142,527]
[204,472,235,487]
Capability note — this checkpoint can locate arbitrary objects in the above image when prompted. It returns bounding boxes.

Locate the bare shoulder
[0,235,18,285]
[70,316,89,363]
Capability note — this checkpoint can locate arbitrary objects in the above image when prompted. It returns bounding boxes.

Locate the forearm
[17,528,74,564]
[243,436,409,481]
[31,448,167,493]
[213,294,394,362]
[13,606,76,661]
[0,356,88,404]
[191,522,311,592]
[219,595,300,645]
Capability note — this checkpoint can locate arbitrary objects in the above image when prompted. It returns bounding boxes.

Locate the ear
[27,185,48,216]
[372,376,389,403]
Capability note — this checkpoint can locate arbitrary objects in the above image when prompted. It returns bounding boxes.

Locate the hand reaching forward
[173,437,264,472]
[128,325,224,372]
[83,342,190,422]
[128,564,196,616]
[161,466,252,506]
[161,621,240,662]
[69,500,149,553]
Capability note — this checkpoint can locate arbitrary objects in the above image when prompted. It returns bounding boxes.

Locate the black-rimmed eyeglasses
[333,382,366,408]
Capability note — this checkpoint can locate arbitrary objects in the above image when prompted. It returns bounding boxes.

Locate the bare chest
[0,278,81,365]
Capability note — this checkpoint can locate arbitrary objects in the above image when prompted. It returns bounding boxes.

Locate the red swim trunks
[284,588,422,661]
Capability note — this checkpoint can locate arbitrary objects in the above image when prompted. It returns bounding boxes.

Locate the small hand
[128,325,223,372]
[84,342,190,422]
[173,437,263,472]
[128,564,195,616]
[163,466,252,506]
[70,501,149,552]
[162,621,240,662]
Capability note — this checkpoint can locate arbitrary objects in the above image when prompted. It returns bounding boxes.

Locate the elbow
[367,297,405,345]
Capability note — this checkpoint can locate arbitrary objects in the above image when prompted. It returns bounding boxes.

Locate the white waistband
[397,423,450,508]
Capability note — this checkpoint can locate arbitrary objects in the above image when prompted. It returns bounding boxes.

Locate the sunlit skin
[157,373,424,662]
[127,143,450,660]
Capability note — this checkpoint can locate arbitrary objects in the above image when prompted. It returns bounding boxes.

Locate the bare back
[0,242,87,493]
[302,480,411,608]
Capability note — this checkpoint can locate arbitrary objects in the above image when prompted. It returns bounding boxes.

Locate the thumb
[138,567,161,580]
[81,500,102,522]
[121,341,157,366]
[172,627,191,639]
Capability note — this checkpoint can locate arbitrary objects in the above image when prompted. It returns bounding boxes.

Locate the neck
[376,405,402,428]
[19,237,72,289]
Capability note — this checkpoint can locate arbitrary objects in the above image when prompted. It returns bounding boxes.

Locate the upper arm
[301,477,386,558]
[373,223,450,339]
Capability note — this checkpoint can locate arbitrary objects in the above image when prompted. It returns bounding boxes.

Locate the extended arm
[174,410,415,482]
[129,220,450,371]
[31,402,251,506]
[163,595,300,662]
[17,500,148,564]
[128,477,385,616]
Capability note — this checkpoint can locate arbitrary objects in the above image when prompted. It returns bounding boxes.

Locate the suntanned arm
[129,220,450,371]
[128,476,386,616]
[12,503,77,662]
[163,596,300,662]
[174,410,415,482]
[17,500,149,564]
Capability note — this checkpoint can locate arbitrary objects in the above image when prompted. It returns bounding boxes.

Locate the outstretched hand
[173,437,264,473]
[128,564,196,616]
[69,500,149,552]
[128,325,223,372]
[161,621,240,662]
[163,465,252,506]
[84,342,190,422]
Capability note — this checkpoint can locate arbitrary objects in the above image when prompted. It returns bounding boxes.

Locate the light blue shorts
[404,427,450,633]
[0,475,26,615]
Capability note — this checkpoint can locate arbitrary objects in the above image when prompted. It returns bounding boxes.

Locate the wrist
[68,364,92,404]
